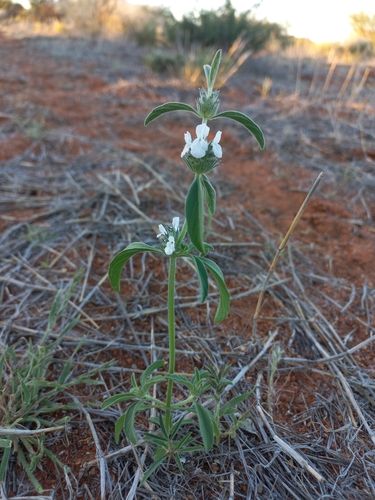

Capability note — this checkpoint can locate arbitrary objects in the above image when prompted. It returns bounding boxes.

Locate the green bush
[123,1,290,53]
[164,0,290,52]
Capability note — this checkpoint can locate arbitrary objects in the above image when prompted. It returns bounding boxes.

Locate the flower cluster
[157,217,179,255]
[181,124,222,160]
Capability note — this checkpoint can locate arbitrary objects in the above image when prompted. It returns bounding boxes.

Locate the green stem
[165,255,177,432]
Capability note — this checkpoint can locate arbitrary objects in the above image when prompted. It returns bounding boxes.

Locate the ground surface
[0,34,375,499]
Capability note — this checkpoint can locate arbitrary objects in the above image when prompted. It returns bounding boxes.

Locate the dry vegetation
[0,29,375,500]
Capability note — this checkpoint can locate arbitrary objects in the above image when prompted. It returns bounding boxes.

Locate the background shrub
[163,0,291,51]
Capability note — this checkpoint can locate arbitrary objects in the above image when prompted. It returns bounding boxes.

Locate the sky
[127,0,375,43]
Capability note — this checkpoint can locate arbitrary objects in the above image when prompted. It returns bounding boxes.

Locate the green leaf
[22,418,41,429]
[158,413,168,438]
[145,102,199,126]
[191,367,199,384]
[200,257,230,323]
[140,360,165,386]
[143,433,168,447]
[208,50,222,91]
[131,372,138,389]
[142,375,166,392]
[171,416,194,439]
[66,378,103,387]
[109,242,163,292]
[124,401,142,444]
[102,392,135,410]
[165,374,194,392]
[27,380,63,389]
[140,455,168,486]
[191,367,205,384]
[201,175,216,215]
[213,110,265,150]
[190,255,209,304]
[0,439,12,448]
[186,175,204,253]
[219,390,254,417]
[115,413,127,444]
[17,446,44,494]
[21,380,31,405]
[195,403,214,452]
[177,432,193,449]
[57,359,72,385]
[0,446,11,481]
[47,290,62,331]
[153,445,167,461]
[203,64,211,86]
[175,453,184,472]
[181,445,204,453]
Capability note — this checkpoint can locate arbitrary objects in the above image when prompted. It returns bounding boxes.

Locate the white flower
[190,124,209,158]
[172,217,179,231]
[157,224,167,238]
[157,218,179,238]
[181,131,192,158]
[181,124,210,159]
[164,236,175,255]
[211,131,222,158]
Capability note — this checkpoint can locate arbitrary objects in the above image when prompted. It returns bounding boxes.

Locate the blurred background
[0,0,374,66]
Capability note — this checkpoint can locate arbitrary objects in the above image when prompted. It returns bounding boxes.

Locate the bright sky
[128,0,375,43]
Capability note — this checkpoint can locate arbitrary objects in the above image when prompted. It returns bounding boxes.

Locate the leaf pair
[108,236,229,323]
[144,50,265,150]
[145,103,265,150]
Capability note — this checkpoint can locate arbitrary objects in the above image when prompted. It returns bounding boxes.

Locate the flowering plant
[103,50,264,484]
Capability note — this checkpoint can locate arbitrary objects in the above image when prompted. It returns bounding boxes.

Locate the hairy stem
[165,255,177,432]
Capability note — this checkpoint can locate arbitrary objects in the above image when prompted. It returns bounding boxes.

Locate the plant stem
[165,255,177,432]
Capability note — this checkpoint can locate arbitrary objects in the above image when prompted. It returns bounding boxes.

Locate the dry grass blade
[252,172,324,338]
[72,397,109,500]
[0,426,66,436]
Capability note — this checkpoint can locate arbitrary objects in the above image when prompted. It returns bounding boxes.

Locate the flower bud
[196,88,220,120]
